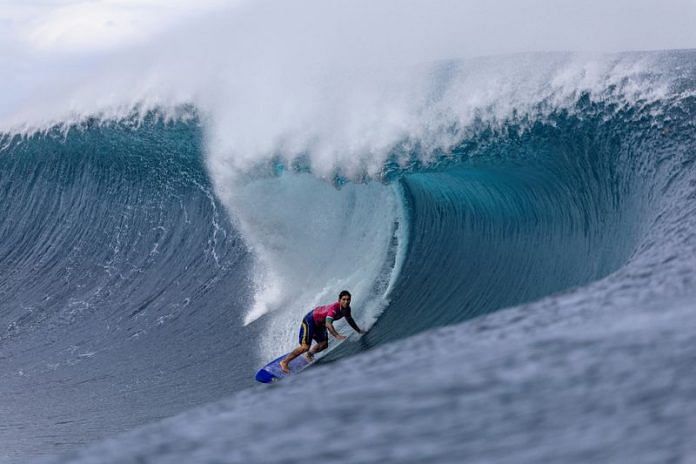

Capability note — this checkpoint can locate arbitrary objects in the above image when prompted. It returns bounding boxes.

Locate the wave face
[364,145,640,345]
[2,49,696,463]
[327,67,674,357]
[0,120,262,460]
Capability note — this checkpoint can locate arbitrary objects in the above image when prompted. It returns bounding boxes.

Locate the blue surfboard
[255,352,311,383]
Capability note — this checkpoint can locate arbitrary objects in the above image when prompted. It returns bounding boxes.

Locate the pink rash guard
[312,301,351,325]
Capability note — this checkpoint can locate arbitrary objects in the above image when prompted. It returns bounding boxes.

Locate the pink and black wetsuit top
[311,301,351,325]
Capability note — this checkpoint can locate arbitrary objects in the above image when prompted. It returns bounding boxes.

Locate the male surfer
[279,290,364,374]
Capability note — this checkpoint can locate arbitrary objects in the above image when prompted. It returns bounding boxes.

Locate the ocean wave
[1,49,696,463]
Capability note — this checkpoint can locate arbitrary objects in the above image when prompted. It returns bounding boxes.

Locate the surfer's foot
[304,352,314,362]
[279,360,290,374]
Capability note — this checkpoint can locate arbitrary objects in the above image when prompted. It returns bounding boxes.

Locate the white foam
[209,168,404,358]
[1,1,688,157]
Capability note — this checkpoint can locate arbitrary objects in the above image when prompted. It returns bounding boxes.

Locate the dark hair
[339,290,351,300]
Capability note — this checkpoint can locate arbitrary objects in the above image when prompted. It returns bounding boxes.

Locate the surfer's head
[338,290,351,308]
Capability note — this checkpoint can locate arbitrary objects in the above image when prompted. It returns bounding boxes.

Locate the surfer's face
[339,295,351,309]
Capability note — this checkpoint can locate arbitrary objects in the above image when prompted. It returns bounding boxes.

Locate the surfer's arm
[326,318,347,340]
[345,315,364,334]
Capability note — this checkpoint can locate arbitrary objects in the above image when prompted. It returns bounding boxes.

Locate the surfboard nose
[255,369,276,383]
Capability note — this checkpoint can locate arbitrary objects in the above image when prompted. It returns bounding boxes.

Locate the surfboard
[255,352,311,383]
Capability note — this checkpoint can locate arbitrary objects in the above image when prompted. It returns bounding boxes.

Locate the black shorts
[299,312,328,346]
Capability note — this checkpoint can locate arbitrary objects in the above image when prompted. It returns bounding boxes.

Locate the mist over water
[1,1,694,187]
[3,0,696,130]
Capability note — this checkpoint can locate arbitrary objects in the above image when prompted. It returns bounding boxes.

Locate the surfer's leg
[308,340,328,355]
[281,316,314,373]
[280,343,310,373]
[304,325,328,361]
[306,325,329,361]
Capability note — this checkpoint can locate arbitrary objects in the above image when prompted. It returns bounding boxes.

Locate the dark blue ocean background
[0,50,695,463]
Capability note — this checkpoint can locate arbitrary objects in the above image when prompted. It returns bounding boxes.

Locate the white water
[2,1,694,164]
[214,171,405,360]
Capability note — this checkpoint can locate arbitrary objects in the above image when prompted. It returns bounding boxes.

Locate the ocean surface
[1,48,696,463]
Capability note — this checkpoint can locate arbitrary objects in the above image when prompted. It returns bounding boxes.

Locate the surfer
[279,290,364,373]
